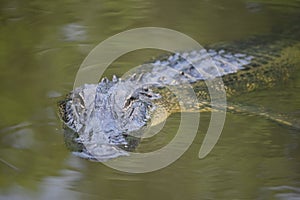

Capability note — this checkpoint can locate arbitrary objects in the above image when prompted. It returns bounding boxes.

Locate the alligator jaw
[59,75,161,161]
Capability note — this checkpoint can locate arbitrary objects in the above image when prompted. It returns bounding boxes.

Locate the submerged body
[59,32,300,161]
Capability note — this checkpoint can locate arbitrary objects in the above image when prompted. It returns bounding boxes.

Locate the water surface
[0,0,300,199]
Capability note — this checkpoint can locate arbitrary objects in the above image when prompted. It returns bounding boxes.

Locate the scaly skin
[59,33,300,161]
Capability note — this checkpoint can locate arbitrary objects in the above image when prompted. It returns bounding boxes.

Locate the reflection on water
[0,158,83,200]
[0,0,300,199]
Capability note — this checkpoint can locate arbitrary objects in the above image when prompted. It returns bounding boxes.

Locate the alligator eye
[124,96,136,109]
[124,99,131,108]
[143,86,149,92]
[144,93,152,98]
[180,71,185,75]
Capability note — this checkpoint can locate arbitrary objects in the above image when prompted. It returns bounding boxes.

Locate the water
[1,0,300,199]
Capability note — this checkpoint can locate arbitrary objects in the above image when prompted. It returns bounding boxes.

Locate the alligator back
[132,34,300,114]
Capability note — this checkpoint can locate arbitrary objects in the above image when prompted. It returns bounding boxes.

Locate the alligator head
[59,74,161,161]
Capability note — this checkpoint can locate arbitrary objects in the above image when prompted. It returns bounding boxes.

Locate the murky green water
[1,0,300,199]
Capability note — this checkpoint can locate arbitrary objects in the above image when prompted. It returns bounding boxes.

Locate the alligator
[58,29,300,161]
